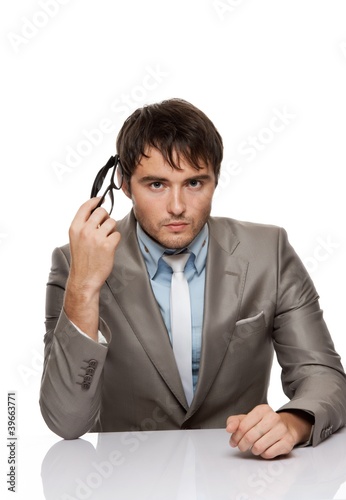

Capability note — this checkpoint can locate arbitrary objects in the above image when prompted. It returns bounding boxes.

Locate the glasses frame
[90,154,124,215]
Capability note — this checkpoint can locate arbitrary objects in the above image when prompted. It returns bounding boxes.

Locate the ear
[122,179,131,199]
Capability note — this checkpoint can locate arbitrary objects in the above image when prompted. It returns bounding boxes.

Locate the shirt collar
[136,223,209,279]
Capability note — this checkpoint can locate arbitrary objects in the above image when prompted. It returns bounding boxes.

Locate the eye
[188,179,202,188]
[150,181,163,189]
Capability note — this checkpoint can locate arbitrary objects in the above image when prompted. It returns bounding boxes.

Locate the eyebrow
[138,174,213,184]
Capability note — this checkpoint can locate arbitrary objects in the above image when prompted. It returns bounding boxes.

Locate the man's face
[123,148,216,249]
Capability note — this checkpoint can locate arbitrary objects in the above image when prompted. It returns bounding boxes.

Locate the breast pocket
[234,311,266,338]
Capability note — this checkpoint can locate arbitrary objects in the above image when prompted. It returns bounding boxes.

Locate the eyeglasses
[90,154,124,215]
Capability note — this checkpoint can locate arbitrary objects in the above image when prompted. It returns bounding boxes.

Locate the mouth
[164,222,189,231]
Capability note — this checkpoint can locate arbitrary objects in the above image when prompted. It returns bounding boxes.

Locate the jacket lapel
[105,211,189,409]
[187,217,249,417]
[105,213,249,414]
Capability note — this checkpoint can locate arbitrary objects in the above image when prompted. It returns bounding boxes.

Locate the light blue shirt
[136,223,208,392]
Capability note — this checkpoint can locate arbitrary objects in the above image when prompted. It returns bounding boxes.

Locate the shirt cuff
[70,320,108,344]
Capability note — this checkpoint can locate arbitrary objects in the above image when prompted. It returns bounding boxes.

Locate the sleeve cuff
[297,424,315,447]
[70,320,108,345]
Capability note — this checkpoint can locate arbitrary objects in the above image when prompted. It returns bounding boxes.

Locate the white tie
[163,253,193,406]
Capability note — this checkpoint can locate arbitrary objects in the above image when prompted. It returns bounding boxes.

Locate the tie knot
[163,253,190,273]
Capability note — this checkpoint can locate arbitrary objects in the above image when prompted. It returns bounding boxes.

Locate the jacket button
[89,359,98,368]
[82,382,90,390]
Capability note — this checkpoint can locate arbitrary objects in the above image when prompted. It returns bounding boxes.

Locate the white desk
[38,427,346,499]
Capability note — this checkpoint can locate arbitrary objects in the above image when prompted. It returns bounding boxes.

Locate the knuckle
[238,422,247,435]
[95,206,108,218]
[245,428,257,442]
[238,440,248,452]
[241,434,253,449]
[257,404,270,414]
[107,218,117,229]
[270,413,281,427]
[261,449,274,460]
[79,226,92,241]
[251,442,262,455]
[69,223,79,238]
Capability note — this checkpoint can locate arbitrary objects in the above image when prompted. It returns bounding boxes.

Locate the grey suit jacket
[40,212,346,443]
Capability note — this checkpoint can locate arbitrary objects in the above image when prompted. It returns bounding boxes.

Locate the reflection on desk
[41,427,346,500]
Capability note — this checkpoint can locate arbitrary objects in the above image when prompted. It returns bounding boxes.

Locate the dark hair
[116,98,223,186]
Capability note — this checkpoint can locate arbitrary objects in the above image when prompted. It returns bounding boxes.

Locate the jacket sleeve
[39,246,111,440]
[273,228,346,446]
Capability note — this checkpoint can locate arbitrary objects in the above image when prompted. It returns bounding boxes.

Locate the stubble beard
[135,210,211,249]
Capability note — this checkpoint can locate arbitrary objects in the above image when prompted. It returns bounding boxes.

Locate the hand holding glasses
[90,155,124,216]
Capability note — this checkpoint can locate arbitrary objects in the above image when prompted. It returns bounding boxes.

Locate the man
[40,98,346,459]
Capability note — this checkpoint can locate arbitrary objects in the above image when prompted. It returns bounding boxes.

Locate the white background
[1,1,346,498]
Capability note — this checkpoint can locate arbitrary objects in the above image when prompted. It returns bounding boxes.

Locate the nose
[167,186,186,216]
